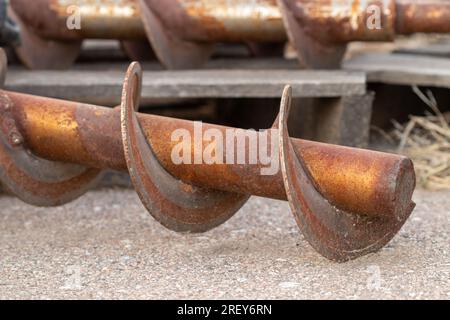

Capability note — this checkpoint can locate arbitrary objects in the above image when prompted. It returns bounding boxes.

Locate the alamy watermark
[66,5,81,30]
[65,2,385,32]
[171,122,280,176]
[366,4,383,30]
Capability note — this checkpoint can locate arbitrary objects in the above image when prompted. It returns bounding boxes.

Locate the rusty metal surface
[0,92,101,206]
[9,0,144,68]
[395,0,450,34]
[9,0,450,69]
[278,86,414,262]
[277,0,347,69]
[9,7,82,69]
[10,0,145,40]
[0,56,417,260]
[137,0,214,69]
[4,89,412,219]
[5,89,414,219]
[144,0,286,42]
[0,48,101,204]
[121,63,249,232]
[282,0,397,43]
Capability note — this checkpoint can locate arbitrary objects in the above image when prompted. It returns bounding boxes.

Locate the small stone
[93,206,102,213]
[279,282,300,289]
[10,133,23,146]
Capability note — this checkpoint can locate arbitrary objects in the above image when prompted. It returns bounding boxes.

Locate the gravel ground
[0,188,449,300]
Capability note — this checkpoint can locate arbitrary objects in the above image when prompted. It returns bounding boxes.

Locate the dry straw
[392,86,450,190]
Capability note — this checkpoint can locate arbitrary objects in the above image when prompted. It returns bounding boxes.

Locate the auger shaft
[0,59,417,261]
[10,0,146,41]
[9,0,450,69]
[10,0,285,42]
[4,90,414,219]
[10,0,450,41]
[396,0,450,35]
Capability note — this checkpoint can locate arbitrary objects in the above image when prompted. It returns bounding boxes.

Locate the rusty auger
[0,60,416,262]
[8,0,450,70]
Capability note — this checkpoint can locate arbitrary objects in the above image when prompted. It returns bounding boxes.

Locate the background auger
[0,0,19,47]
[0,51,416,261]
[8,0,450,70]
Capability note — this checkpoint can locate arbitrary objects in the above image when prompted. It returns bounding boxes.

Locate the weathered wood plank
[344,53,450,88]
[4,67,366,104]
[395,43,450,58]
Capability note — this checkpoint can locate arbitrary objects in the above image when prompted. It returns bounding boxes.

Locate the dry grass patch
[392,87,450,190]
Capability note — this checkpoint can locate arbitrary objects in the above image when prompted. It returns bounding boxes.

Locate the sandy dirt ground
[0,188,448,300]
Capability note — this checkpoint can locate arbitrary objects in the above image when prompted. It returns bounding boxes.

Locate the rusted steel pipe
[395,0,450,35]
[3,89,414,219]
[9,0,450,69]
[0,62,416,261]
[11,0,146,41]
[10,0,284,42]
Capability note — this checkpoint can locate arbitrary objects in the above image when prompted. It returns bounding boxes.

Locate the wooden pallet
[4,62,371,148]
[5,62,366,103]
[344,53,450,89]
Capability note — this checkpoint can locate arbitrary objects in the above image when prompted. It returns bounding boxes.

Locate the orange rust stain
[179,182,195,194]
[50,0,140,19]
[180,0,283,39]
[9,93,90,164]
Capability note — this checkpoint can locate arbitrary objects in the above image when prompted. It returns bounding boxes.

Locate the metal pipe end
[278,85,416,262]
[393,156,416,221]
